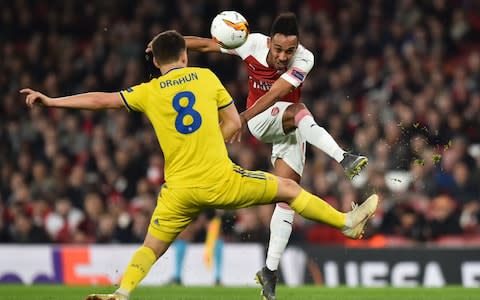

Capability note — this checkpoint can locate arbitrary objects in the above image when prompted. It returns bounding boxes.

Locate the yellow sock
[119,246,157,293]
[289,189,346,229]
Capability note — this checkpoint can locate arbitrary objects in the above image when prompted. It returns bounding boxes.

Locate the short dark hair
[270,13,299,37]
[151,30,186,65]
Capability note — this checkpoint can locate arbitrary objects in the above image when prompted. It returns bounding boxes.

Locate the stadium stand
[1,0,480,247]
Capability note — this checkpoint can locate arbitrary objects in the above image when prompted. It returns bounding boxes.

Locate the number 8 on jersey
[172,91,202,134]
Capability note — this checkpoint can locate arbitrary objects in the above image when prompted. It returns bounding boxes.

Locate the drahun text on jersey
[160,72,198,88]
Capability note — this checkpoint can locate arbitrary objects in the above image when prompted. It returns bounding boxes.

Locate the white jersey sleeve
[219,33,268,60]
[281,45,314,88]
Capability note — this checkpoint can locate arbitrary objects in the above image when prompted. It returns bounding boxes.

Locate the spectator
[425,195,463,240]
[2,0,480,245]
[76,191,104,242]
[44,195,84,243]
[379,201,427,241]
[0,203,11,242]
[10,211,51,244]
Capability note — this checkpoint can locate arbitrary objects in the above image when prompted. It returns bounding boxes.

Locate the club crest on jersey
[271,107,280,116]
[290,68,305,81]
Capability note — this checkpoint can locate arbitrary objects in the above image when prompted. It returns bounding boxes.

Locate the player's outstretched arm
[21,88,124,110]
[145,35,222,54]
[242,77,293,121]
[184,36,222,53]
[227,78,293,143]
[218,102,241,141]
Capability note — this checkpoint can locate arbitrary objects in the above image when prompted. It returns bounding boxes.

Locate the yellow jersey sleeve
[209,70,234,109]
[119,82,150,112]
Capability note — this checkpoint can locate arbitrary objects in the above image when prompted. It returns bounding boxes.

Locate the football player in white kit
[148,13,368,300]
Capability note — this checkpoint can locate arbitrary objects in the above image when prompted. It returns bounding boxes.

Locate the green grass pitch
[0,285,477,300]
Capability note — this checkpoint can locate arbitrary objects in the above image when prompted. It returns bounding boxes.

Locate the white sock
[297,115,345,162]
[344,211,354,229]
[115,288,129,299]
[265,204,294,271]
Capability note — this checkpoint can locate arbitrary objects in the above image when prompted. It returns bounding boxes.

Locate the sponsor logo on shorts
[271,107,279,116]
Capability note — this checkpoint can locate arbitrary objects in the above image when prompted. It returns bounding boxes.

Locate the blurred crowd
[2,0,480,246]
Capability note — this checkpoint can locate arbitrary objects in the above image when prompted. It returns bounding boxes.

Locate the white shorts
[247,101,306,176]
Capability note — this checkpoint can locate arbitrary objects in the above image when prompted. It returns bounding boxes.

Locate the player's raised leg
[285,103,368,179]
[274,177,379,238]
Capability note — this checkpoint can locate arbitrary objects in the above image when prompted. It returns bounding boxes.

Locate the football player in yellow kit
[21,30,377,300]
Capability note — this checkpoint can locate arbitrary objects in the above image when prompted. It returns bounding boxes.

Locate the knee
[276,177,301,201]
[289,104,311,126]
[286,103,307,116]
[282,177,298,188]
[282,103,311,131]
[291,103,307,112]
[143,233,171,258]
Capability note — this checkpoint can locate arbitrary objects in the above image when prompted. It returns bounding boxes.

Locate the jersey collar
[164,66,184,75]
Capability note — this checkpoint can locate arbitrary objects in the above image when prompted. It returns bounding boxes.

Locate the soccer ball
[210,11,249,49]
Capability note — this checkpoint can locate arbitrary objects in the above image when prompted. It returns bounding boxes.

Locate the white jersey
[221,33,314,108]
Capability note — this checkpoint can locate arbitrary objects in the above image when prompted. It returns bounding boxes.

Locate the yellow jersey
[119,67,234,188]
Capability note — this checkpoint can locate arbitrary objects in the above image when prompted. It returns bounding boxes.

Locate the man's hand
[228,113,248,143]
[20,88,52,108]
[145,38,153,54]
[145,33,162,54]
